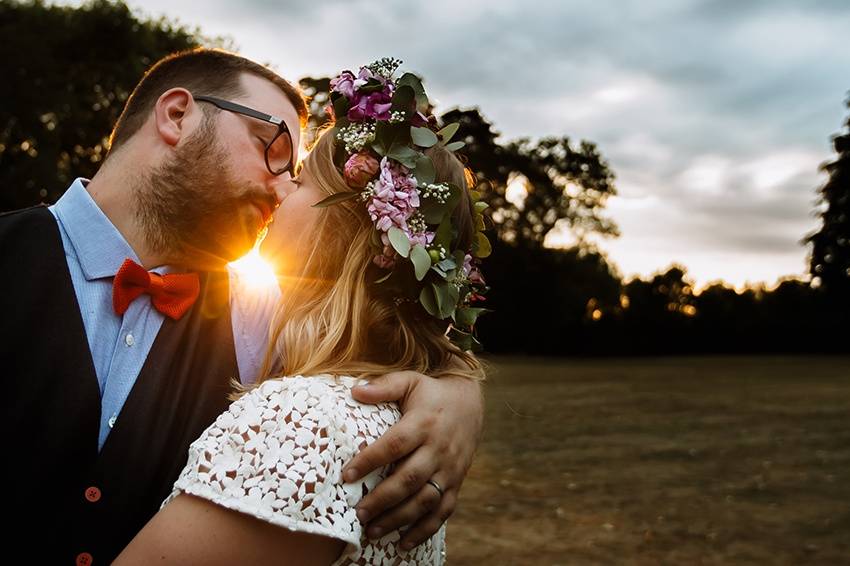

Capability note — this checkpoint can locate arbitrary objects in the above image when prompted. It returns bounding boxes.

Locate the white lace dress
[161,375,446,565]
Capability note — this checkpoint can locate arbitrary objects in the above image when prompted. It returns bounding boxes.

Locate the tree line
[2,0,847,355]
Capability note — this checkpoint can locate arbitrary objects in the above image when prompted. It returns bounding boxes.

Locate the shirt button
[108,414,117,429]
[125,333,135,346]
[84,486,101,503]
[76,552,93,566]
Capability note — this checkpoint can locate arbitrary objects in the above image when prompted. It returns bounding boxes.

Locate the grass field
[446,355,850,565]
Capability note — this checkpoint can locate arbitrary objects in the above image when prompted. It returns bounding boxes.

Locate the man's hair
[107,48,307,155]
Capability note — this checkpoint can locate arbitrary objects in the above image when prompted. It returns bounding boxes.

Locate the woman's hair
[231,130,484,399]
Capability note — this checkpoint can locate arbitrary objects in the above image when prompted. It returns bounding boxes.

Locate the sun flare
[228,248,278,290]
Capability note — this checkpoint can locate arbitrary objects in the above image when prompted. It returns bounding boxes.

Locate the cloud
[61,0,850,288]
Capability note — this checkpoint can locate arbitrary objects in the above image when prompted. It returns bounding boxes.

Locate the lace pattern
[162,375,446,565]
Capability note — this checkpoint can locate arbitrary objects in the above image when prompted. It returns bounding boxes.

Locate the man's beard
[134,118,277,268]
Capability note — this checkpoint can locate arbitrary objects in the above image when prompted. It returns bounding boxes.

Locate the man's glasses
[194,95,296,177]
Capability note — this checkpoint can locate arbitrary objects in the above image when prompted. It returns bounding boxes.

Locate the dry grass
[446,355,850,565]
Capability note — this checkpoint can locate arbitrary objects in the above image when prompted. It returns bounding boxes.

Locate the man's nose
[268,174,296,205]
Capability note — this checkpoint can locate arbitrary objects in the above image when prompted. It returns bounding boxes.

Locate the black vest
[1,206,240,564]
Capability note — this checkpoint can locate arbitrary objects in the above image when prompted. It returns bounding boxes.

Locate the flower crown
[314,58,491,351]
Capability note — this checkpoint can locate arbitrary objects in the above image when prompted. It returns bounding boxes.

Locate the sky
[65,0,850,291]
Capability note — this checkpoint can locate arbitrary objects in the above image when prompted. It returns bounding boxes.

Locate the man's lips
[251,200,273,224]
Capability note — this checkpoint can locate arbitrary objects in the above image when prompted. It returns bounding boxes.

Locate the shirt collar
[51,178,144,281]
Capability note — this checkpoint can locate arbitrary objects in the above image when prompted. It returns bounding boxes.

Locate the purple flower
[348,91,393,122]
[330,70,357,99]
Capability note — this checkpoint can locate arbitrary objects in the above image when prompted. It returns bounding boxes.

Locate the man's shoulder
[0,204,54,227]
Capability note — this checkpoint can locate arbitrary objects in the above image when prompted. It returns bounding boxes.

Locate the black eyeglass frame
[194,94,296,177]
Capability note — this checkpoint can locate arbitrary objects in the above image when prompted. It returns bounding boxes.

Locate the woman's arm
[114,493,345,566]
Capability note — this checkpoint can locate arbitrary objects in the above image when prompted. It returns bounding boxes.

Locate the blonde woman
[115,59,489,565]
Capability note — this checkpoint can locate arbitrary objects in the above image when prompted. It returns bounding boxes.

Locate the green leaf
[373,121,410,156]
[397,72,429,111]
[391,84,415,112]
[374,271,392,284]
[445,141,465,152]
[388,226,411,258]
[473,232,492,258]
[437,122,460,144]
[331,92,350,120]
[413,155,435,185]
[445,282,460,318]
[312,192,359,208]
[358,78,384,94]
[387,145,419,169]
[432,282,448,318]
[433,215,453,249]
[455,307,491,328]
[419,285,438,316]
[410,244,431,281]
[474,201,489,213]
[411,126,438,148]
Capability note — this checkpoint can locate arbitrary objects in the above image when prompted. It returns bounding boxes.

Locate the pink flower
[367,158,420,233]
[343,152,380,188]
[462,253,486,285]
[409,231,435,247]
[330,70,357,98]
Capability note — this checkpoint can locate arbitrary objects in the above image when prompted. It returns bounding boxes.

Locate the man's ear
[153,88,195,147]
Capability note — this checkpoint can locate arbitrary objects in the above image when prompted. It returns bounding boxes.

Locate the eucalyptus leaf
[397,72,429,111]
[446,282,460,314]
[455,307,491,328]
[433,215,453,249]
[413,155,435,185]
[374,271,393,284]
[445,141,465,152]
[312,192,359,208]
[358,79,384,94]
[388,226,411,258]
[331,92,350,121]
[411,126,438,148]
[437,122,460,144]
[387,145,419,169]
[432,282,448,318]
[419,286,438,316]
[473,231,492,258]
[474,201,489,213]
[410,244,431,281]
[374,121,410,156]
[391,84,415,112]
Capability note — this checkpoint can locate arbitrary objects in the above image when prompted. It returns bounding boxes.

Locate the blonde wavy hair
[230,130,484,399]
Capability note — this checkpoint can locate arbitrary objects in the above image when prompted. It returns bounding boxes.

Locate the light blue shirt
[49,179,278,452]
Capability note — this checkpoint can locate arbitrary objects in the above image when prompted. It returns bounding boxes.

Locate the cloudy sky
[67,0,850,290]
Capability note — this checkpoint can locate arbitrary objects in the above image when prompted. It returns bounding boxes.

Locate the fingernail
[367,526,383,538]
[344,468,359,482]
[356,508,370,523]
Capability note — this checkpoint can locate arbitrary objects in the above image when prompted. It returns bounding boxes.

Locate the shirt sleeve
[162,376,400,555]
[227,266,281,385]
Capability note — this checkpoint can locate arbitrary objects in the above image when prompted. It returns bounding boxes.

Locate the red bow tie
[112,259,200,321]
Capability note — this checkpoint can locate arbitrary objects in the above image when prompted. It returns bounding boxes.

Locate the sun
[228,248,278,290]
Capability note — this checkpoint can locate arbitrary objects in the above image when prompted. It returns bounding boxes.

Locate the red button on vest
[84,486,101,503]
[76,552,93,566]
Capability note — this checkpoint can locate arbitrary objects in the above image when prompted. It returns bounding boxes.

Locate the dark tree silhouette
[0,0,227,211]
[803,96,850,298]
